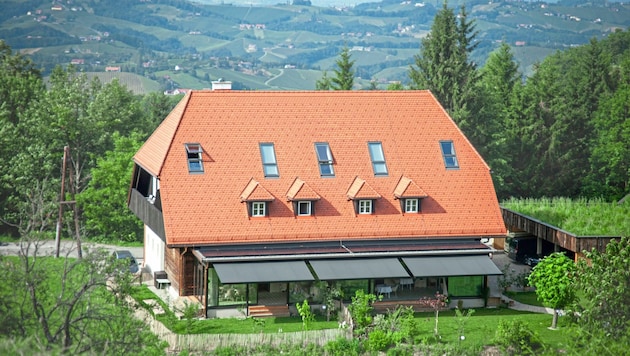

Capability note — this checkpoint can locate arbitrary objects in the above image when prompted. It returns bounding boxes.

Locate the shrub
[366,329,391,352]
[324,337,362,356]
[494,319,545,355]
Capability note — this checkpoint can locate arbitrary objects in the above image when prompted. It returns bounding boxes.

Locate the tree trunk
[551,309,558,329]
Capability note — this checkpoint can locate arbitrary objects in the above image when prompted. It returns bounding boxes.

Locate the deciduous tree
[527,252,576,329]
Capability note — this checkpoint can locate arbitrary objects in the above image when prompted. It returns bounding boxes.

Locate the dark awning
[213,261,315,284]
[309,258,410,280]
[402,255,502,277]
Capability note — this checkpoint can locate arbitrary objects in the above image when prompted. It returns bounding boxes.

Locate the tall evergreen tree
[408,2,478,122]
[331,46,355,90]
[316,47,355,90]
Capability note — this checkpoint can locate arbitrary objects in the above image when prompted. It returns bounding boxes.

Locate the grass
[501,197,630,236]
[130,284,572,351]
[504,291,544,307]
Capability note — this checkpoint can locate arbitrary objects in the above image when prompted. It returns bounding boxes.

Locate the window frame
[314,142,335,177]
[297,201,312,216]
[404,198,419,213]
[251,201,267,217]
[259,143,279,178]
[368,142,388,176]
[358,199,373,214]
[440,140,460,169]
[185,143,204,173]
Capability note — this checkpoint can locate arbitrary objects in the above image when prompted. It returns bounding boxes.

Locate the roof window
[185,143,204,173]
[314,142,334,177]
[440,141,459,169]
[368,142,388,176]
[259,143,279,178]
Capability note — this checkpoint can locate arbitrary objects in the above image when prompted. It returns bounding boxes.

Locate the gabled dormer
[240,178,275,218]
[393,176,428,214]
[286,178,320,217]
[346,176,381,215]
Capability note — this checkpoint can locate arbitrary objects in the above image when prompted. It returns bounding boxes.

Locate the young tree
[527,252,577,329]
[76,132,144,242]
[331,46,355,90]
[316,47,355,90]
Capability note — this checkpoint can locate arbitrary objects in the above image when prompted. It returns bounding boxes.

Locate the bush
[494,319,545,355]
[366,329,391,352]
[324,337,362,356]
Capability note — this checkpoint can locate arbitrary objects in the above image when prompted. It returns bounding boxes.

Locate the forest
[0,3,628,244]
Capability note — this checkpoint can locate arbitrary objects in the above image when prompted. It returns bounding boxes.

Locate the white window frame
[297,201,312,216]
[405,198,419,213]
[251,202,266,217]
[358,200,373,214]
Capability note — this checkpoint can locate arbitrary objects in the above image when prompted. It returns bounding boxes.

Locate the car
[112,250,139,274]
[524,255,541,267]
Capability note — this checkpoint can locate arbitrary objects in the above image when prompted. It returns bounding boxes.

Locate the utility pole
[54,146,69,258]
[54,146,80,258]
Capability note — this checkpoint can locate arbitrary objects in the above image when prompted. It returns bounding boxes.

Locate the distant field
[84,72,161,95]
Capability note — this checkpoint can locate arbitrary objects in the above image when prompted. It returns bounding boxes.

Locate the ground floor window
[447,276,484,297]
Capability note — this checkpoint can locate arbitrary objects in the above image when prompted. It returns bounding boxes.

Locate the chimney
[211,78,232,91]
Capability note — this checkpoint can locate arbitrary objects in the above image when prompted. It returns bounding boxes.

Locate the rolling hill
[1,0,628,92]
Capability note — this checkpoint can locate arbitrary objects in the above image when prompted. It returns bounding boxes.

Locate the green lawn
[504,291,544,307]
[131,284,572,351]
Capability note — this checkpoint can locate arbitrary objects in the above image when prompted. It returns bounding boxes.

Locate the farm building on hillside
[128,87,507,317]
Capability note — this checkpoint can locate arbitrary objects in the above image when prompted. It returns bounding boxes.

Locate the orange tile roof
[133,90,506,246]
[346,176,381,200]
[394,176,428,198]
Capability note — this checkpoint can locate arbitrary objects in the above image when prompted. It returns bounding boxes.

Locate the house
[128,86,506,317]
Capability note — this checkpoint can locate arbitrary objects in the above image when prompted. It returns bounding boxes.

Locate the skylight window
[440,141,459,169]
[368,142,388,176]
[185,143,203,173]
[315,142,334,177]
[259,143,279,178]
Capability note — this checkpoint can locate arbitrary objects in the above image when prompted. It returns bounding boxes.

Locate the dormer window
[297,201,312,216]
[404,198,419,213]
[259,143,279,178]
[185,143,203,173]
[251,201,267,217]
[315,142,334,177]
[368,142,388,176]
[358,200,373,214]
[440,141,459,169]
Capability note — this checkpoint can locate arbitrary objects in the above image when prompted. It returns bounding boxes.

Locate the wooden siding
[165,247,182,294]
[129,188,165,239]
[501,208,614,254]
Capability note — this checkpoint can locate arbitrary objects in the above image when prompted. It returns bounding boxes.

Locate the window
[405,198,418,213]
[368,142,388,176]
[185,143,203,173]
[358,200,373,214]
[259,143,279,177]
[440,141,459,169]
[251,202,266,217]
[315,142,334,177]
[297,201,312,216]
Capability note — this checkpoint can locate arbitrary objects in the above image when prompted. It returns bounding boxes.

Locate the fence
[142,309,351,353]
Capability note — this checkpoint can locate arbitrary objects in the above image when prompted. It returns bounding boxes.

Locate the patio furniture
[391,284,399,296]
[399,278,414,289]
[376,284,393,298]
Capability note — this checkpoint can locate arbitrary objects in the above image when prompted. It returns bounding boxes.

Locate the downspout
[203,263,209,318]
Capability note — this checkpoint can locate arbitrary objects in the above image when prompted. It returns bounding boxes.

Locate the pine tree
[331,46,355,90]
[409,2,478,120]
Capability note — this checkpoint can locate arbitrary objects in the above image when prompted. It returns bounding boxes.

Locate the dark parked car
[524,255,541,267]
[112,250,139,274]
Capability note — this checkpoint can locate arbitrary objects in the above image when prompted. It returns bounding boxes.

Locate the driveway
[0,239,144,266]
